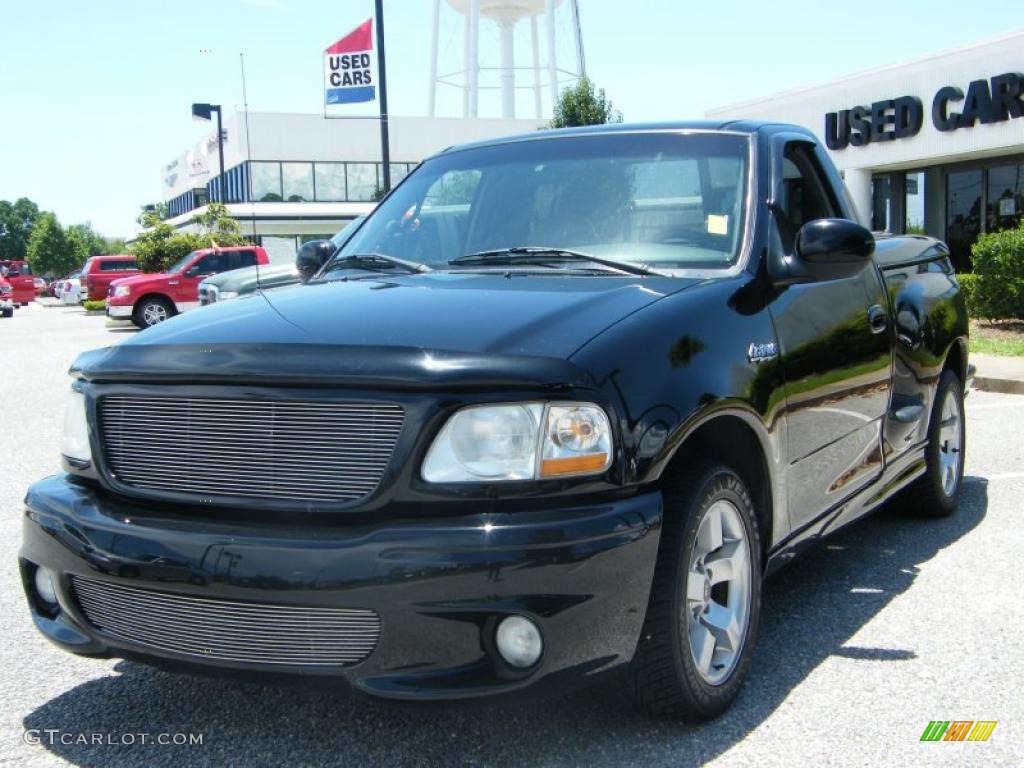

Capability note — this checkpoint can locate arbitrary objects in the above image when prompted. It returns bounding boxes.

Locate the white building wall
[162,114,544,201]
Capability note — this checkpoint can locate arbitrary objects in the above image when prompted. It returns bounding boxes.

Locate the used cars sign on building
[825,71,1024,149]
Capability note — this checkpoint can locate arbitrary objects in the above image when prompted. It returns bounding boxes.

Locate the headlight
[61,390,91,464]
[422,402,611,483]
[219,290,239,300]
[112,285,131,297]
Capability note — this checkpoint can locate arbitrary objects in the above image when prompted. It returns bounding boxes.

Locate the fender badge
[748,342,778,364]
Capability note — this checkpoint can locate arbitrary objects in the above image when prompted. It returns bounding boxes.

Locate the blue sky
[1,0,1019,237]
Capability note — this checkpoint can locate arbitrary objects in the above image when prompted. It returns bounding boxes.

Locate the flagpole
[375,0,391,194]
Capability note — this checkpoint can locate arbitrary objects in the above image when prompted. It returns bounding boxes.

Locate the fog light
[495,615,543,668]
[34,567,58,606]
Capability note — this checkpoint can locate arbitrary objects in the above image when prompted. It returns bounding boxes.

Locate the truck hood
[75,272,701,388]
[201,263,297,290]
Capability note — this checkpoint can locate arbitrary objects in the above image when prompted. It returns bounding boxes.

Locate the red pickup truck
[0,260,37,306]
[107,245,268,329]
[80,254,139,301]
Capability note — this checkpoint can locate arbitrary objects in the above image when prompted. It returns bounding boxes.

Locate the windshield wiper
[449,247,664,276]
[321,252,431,276]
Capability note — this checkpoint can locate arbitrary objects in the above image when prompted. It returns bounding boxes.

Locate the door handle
[868,304,888,334]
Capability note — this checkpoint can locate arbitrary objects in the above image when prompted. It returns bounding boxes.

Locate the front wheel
[627,462,762,720]
[133,297,173,329]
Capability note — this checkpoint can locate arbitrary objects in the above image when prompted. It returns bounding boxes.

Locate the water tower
[428,0,586,119]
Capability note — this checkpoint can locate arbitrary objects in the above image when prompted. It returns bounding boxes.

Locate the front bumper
[106,303,132,319]
[21,474,662,700]
[0,298,12,311]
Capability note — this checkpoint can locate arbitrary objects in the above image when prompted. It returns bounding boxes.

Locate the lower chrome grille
[72,576,380,667]
[98,396,404,504]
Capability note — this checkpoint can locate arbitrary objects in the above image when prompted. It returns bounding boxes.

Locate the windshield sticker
[707,215,729,235]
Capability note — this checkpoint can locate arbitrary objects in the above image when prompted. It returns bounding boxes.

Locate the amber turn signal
[539,453,609,477]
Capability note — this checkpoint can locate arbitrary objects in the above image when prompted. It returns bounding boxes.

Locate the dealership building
[158,112,544,261]
[708,30,1024,270]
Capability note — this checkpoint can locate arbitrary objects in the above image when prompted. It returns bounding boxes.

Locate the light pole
[191,103,225,203]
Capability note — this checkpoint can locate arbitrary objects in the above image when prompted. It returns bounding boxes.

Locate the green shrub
[82,299,106,312]
[957,273,978,318]
[968,223,1024,320]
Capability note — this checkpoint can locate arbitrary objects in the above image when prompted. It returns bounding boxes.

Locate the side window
[21,262,33,275]
[231,250,258,270]
[194,254,225,275]
[777,143,838,251]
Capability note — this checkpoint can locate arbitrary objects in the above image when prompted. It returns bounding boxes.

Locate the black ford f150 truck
[21,121,969,720]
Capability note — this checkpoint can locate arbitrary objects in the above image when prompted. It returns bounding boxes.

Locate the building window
[282,162,314,202]
[390,163,412,186]
[986,163,1023,234]
[871,175,891,232]
[905,171,925,234]
[314,163,347,201]
[946,169,982,272]
[251,162,283,201]
[346,163,378,201]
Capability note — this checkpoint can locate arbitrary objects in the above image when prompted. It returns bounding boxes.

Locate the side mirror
[770,218,875,285]
[295,240,334,283]
[185,266,200,278]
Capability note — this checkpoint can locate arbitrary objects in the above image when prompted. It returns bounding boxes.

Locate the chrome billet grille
[99,396,404,503]
[72,577,380,667]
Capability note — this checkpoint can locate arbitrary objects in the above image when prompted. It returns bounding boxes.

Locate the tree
[66,223,108,257]
[131,202,251,273]
[549,77,622,128]
[27,212,77,276]
[0,197,42,261]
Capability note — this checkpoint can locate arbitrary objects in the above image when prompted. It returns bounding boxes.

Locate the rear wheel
[627,462,762,720]
[133,297,173,329]
[908,369,965,516]
[2,308,12,318]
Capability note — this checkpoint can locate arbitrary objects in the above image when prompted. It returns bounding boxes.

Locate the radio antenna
[240,52,259,291]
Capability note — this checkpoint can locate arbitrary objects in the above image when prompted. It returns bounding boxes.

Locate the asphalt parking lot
[1,301,1022,767]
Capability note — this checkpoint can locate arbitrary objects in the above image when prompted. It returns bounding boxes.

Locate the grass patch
[970,320,1024,357]
[82,299,107,312]
[970,337,1024,357]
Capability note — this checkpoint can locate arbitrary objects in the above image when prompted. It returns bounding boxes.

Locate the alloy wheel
[143,303,168,326]
[684,499,752,685]
[938,386,963,497]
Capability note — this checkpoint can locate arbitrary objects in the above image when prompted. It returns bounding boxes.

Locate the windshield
[338,132,750,272]
[167,251,200,274]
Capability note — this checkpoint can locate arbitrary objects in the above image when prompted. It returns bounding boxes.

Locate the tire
[133,297,173,329]
[627,462,762,720]
[2,309,12,318]
[907,369,965,517]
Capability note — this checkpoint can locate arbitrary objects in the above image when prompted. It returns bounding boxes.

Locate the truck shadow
[23,478,988,768]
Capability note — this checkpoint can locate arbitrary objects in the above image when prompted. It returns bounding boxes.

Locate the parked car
[33,277,47,296]
[22,122,970,721]
[198,217,365,306]
[0,260,37,306]
[79,255,138,301]
[59,275,83,305]
[0,277,13,317]
[52,270,81,301]
[106,245,269,328]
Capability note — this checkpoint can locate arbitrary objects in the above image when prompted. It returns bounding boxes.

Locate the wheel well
[662,416,773,559]
[133,293,176,316]
[945,338,966,385]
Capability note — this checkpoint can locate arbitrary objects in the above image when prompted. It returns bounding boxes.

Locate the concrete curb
[972,377,1024,395]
